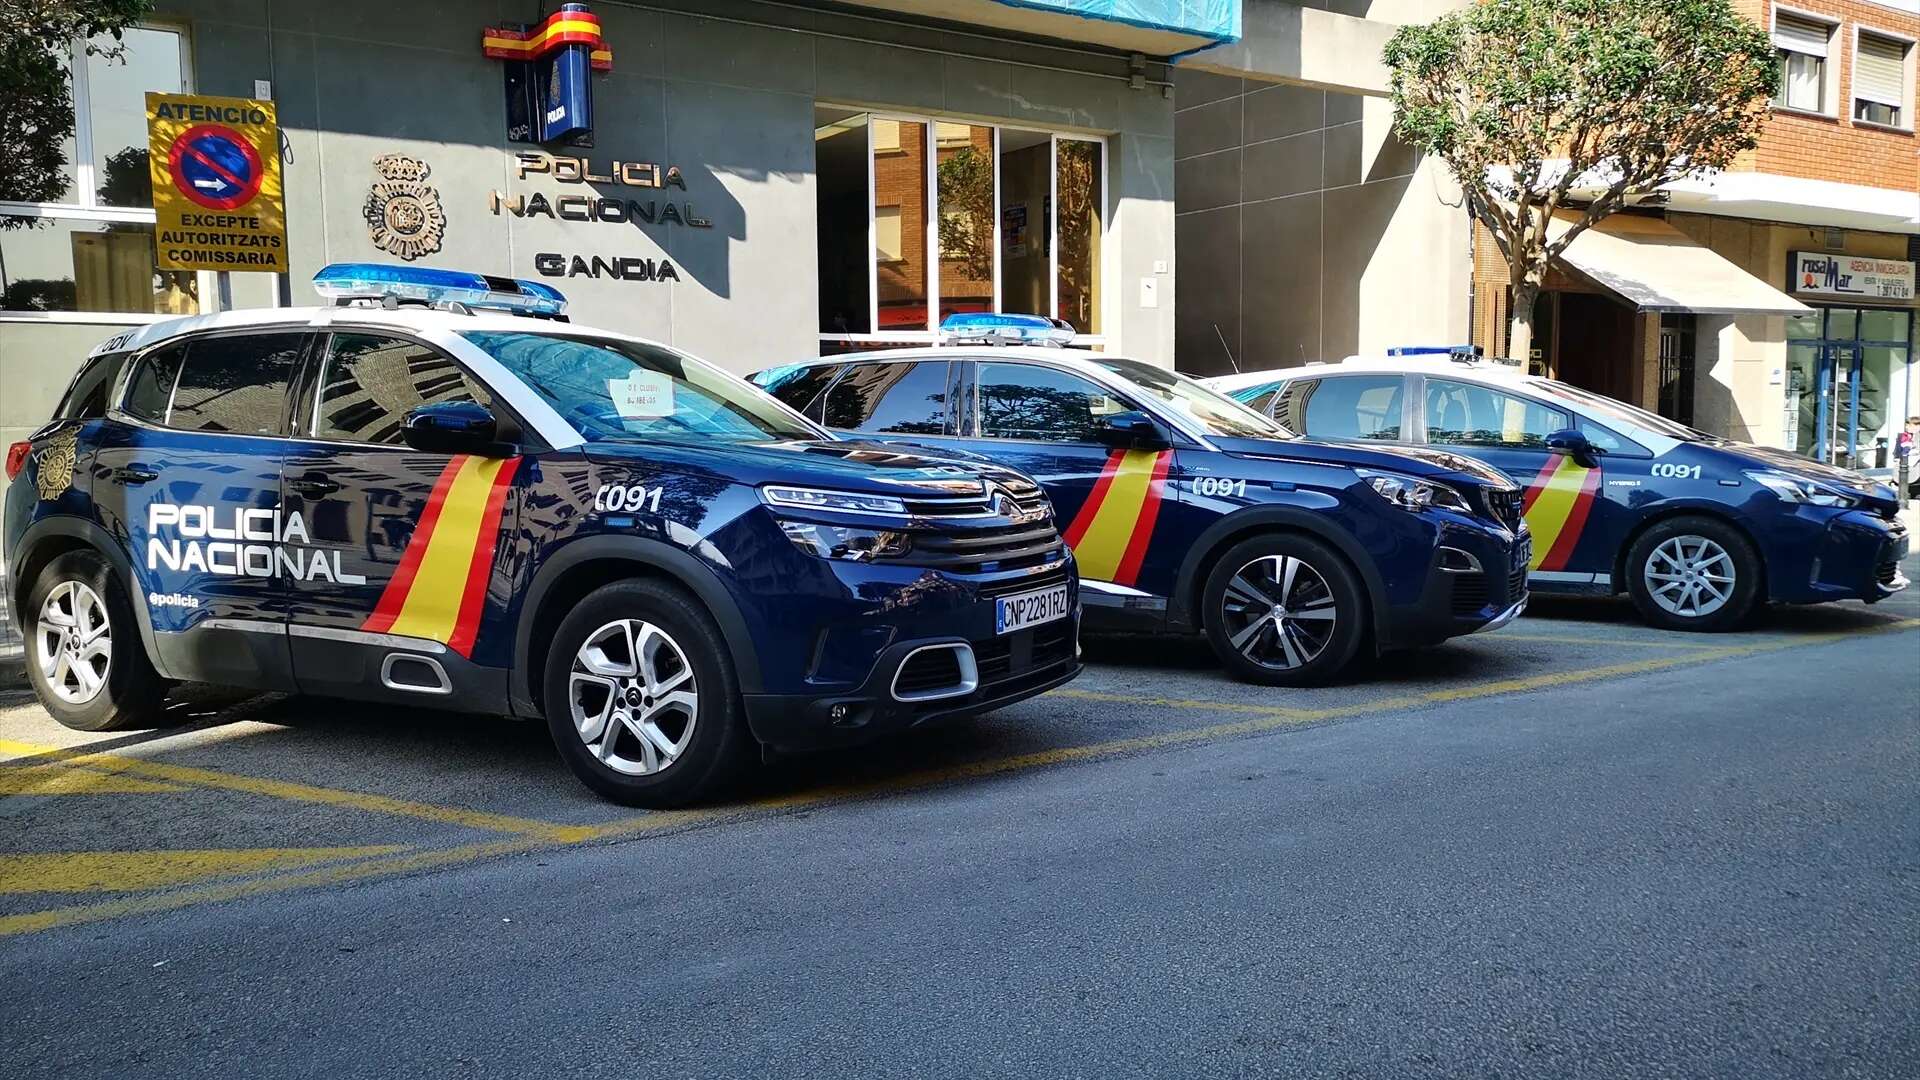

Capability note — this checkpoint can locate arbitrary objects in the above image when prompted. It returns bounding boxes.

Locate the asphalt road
[3,560,1917,1079]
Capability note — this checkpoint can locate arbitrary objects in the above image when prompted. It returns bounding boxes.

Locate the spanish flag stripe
[1069,450,1167,582]
[1519,456,1562,515]
[379,456,516,646]
[1521,457,1594,572]
[1062,451,1124,550]
[1111,451,1172,587]
[1540,464,1602,572]
[444,458,522,658]
[362,456,467,634]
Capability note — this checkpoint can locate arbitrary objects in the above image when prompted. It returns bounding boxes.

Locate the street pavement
[2,557,1916,1079]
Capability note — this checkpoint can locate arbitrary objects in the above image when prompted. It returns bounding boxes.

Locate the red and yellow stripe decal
[482,9,614,70]
[1062,450,1172,586]
[1520,455,1601,572]
[362,455,521,657]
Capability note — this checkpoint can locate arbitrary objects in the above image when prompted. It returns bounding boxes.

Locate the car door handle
[287,476,342,497]
[112,466,158,484]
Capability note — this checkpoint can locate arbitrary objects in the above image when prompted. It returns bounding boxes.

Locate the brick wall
[1738,0,1920,195]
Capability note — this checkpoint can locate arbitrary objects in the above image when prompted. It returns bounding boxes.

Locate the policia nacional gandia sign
[146,92,288,273]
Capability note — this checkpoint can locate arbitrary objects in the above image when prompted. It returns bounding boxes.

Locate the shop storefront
[1782,254,1916,469]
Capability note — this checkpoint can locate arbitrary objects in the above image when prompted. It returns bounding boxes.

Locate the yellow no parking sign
[145,92,288,273]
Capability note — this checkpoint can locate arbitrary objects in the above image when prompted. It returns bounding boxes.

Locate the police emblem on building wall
[35,428,78,502]
[364,154,446,261]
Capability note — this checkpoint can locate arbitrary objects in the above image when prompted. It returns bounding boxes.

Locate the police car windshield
[1093,358,1295,440]
[461,331,821,444]
[1530,380,1704,441]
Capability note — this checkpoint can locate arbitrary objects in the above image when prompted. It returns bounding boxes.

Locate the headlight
[760,485,908,516]
[777,521,911,560]
[1355,469,1473,514]
[1744,469,1857,508]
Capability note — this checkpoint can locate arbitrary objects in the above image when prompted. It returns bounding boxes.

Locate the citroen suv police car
[1208,350,1910,631]
[752,315,1530,686]
[2,267,1081,806]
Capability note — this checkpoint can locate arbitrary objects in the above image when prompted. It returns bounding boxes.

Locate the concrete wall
[1172,69,1469,376]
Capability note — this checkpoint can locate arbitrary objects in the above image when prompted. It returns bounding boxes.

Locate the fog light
[830,703,850,721]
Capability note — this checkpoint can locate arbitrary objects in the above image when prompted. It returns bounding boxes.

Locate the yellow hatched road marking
[0,847,408,894]
[0,741,594,843]
[1,617,1913,936]
[0,766,185,795]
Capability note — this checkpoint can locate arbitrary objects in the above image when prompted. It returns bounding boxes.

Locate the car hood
[1704,440,1899,512]
[1209,435,1517,489]
[585,437,1022,495]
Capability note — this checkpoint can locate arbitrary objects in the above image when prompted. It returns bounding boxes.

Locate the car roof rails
[312,263,569,320]
[937,312,1079,347]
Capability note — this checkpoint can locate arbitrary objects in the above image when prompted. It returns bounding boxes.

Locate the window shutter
[1773,14,1831,58]
[1856,34,1907,107]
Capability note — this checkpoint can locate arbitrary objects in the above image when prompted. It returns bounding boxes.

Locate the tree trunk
[1508,277,1542,364]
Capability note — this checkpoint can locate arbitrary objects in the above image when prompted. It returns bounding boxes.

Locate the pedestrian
[1898,415,1918,509]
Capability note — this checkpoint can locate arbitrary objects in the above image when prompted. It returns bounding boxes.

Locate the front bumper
[1774,509,1909,605]
[1377,520,1530,649]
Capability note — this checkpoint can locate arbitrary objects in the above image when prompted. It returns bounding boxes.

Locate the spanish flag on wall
[482,5,614,70]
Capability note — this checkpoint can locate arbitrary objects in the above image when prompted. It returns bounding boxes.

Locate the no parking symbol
[146,92,288,272]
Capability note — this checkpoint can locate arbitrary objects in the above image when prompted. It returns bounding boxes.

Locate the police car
[2,266,1081,807]
[1207,349,1910,631]
[751,315,1530,686]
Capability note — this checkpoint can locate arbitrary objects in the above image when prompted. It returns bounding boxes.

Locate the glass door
[1816,345,1862,467]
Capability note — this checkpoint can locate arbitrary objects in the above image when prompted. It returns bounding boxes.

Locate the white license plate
[995,582,1071,635]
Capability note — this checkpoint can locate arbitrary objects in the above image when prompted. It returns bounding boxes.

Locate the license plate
[995,582,1071,635]
[1515,535,1534,574]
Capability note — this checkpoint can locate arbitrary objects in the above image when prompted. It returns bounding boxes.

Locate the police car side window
[120,342,188,424]
[1286,376,1405,441]
[1240,384,1282,417]
[167,333,303,437]
[1425,378,1568,450]
[756,364,839,419]
[824,362,950,434]
[57,352,130,420]
[977,362,1112,443]
[315,333,496,446]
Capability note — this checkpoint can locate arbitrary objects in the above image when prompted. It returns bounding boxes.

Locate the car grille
[978,564,1072,599]
[895,647,966,697]
[1481,487,1525,530]
[974,621,1076,687]
[1878,557,1901,587]
[906,523,1066,573]
[1508,560,1529,604]
[1450,573,1491,616]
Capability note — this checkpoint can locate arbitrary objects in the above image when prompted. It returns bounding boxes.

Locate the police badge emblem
[364,154,447,261]
[35,427,78,502]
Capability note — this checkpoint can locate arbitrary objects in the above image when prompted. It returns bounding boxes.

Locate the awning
[1548,213,1812,316]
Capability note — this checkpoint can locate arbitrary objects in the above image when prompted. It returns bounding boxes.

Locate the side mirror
[1545,428,1601,467]
[1094,411,1168,450]
[403,400,505,456]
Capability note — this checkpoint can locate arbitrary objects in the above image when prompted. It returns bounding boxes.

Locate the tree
[0,0,152,218]
[936,145,994,283]
[1384,0,1778,361]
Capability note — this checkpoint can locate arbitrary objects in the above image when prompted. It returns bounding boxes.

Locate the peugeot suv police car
[1207,350,1910,631]
[751,315,1530,686]
[2,267,1081,807]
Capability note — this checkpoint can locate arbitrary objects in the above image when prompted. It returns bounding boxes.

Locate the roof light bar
[1387,344,1482,359]
[938,312,1078,347]
[312,263,567,317]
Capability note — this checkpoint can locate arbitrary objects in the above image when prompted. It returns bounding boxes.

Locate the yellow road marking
[0,766,185,795]
[0,741,594,843]
[2,616,1914,936]
[0,846,408,894]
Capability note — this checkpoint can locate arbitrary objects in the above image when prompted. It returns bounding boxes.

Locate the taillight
[4,442,28,481]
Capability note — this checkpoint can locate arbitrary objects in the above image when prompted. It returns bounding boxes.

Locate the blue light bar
[312,263,567,316]
[1387,344,1481,358]
[938,312,1078,346]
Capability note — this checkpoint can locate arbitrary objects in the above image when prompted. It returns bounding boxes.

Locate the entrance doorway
[1785,308,1912,468]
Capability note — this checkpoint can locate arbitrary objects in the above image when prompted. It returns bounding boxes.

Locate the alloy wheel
[1218,555,1338,670]
[36,580,112,705]
[1644,535,1735,618]
[568,619,699,776]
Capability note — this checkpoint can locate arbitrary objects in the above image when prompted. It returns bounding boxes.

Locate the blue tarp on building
[988,0,1241,43]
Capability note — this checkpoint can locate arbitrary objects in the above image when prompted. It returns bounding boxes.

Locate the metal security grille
[1659,314,1696,428]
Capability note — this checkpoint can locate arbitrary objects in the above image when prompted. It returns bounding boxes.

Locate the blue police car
[1207,352,1911,631]
[2,267,1081,806]
[751,315,1530,686]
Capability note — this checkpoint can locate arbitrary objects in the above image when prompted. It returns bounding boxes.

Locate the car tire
[1624,516,1762,632]
[542,577,755,807]
[1200,533,1368,686]
[24,549,170,732]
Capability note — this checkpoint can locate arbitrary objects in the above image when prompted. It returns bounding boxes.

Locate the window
[1854,32,1910,127]
[977,362,1117,442]
[2,25,197,316]
[315,334,496,445]
[1424,379,1569,450]
[752,363,841,418]
[1238,383,1283,417]
[55,352,130,419]
[119,342,186,423]
[166,333,303,436]
[1275,376,1406,441]
[822,362,951,434]
[814,107,1105,343]
[1773,13,1834,113]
